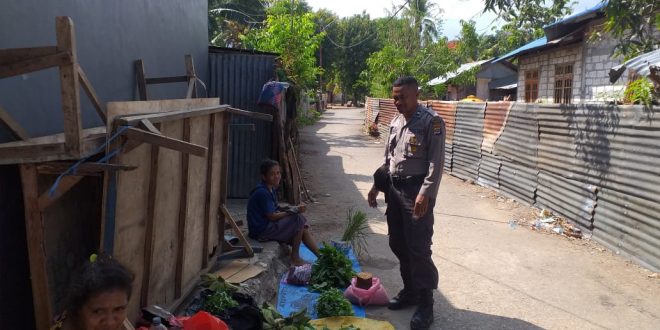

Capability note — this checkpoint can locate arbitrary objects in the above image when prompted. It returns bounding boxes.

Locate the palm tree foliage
[208,0,267,47]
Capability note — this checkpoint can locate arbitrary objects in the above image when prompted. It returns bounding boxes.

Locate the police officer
[368,76,445,330]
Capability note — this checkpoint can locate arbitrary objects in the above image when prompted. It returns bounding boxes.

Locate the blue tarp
[276,244,366,319]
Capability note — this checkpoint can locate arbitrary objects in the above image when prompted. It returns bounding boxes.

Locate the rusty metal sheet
[536,171,598,230]
[477,153,500,189]
[428,101,457,145]
[498,161,537,205]
[593,188,660,272]
[376,98,397,138]
[482,102,512,153]
[493,103,538,166]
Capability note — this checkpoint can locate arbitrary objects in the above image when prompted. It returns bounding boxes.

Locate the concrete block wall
[582,21,627,102]
[517,44,583,103]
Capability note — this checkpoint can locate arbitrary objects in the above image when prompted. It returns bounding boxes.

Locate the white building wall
[581,20,628,103]
[517,44,583,103]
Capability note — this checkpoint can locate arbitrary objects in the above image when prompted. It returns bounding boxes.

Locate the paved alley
[297,107,660,330]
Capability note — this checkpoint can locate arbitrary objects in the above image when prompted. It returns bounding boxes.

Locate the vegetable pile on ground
[261,303,315,330]
[315,288,354,318]
[310,243,355,292]
[199,274,240,315]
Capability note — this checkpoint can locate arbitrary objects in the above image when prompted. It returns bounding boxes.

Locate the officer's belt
[391,174,425,185]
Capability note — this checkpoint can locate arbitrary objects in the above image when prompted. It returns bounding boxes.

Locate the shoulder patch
[432,116,444,135]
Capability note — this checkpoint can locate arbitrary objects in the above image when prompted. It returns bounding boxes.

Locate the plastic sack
[343,276,389,306]
[285,263,312,285]
[182,311,229,330]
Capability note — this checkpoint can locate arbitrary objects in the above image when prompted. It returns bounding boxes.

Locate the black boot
[388,288,419,310]
[410,290,434,330]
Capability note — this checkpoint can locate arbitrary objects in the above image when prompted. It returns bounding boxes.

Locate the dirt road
[297,107,659,329]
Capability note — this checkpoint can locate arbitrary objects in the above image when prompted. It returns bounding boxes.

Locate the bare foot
[291,257,307,266]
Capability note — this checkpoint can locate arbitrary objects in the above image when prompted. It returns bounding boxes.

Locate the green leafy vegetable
[310,243,355,291]
[261,303,315,330]
[315,288,354,318]
[202,291,238,315]
[341,208,370,256]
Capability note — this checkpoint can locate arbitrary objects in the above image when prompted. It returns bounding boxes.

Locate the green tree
[483,0,572,31]
[242,0,324,89]
[456,20,481,62]
[334,13,381,103]
[314,9,342,94]
[208,0,266,47]
[598,0,660,59]
[403,0,442,48]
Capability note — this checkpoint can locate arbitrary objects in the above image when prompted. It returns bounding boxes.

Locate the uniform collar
[402,104,423,127]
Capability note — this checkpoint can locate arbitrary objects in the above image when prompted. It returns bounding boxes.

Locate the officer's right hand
[368,187,379,208]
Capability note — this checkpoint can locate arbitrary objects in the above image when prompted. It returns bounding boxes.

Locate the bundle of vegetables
[315,288,354,318]
[260,303,315,330]
[199,273,240,316]
[310,243,355,292]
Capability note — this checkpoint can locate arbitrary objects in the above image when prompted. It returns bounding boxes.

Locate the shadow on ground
[296,108,540,329]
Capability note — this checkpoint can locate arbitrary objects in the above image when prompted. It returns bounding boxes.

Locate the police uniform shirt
[385,104,446,197]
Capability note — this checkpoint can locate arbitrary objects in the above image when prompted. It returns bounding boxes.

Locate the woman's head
[67,255,134,330]
[260,159,281,187]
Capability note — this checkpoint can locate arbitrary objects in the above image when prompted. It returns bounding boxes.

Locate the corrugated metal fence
[365,97,659,272]
[209,48,277,198]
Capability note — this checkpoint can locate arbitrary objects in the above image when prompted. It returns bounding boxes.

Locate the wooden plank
[56,16,83,157]
[186,77,196,99]
[0,105,29,140]
[0,127,106,165]
[145,76,189,85]
[135,60,148,101]
[36,162,137,175]
[175,118,191,298]
[0,46,58,65]
[140,144,160,307]
[37,175,84,210]
[19,164,53,330]
[202,114,215,268]
[139,119,161,135]
[182,116,209,288]
[226,107,273,121]
[207,114,223,258]
[218,113,231,252]
[117,105,229,126]
[77,65,107,123]
[220,205,254,257]
[106,99,221,128]
[185,54,197,98]
[0,51,72,79]
[123,127,207,157]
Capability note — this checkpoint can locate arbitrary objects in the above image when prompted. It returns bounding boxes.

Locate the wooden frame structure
[102,99,271,320]
[0,17,108,165]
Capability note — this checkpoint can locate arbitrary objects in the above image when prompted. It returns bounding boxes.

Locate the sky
[305,0,603,39]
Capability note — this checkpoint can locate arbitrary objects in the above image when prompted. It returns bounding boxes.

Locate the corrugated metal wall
[428,101,457,172]
[364,99,659,272]
[209,48,277,198]
[453,103,486,181]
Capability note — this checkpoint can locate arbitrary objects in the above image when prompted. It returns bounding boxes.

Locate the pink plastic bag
[344,276,390,306]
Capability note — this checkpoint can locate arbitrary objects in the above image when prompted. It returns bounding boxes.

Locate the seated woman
[247,159,320,265]
[51,254,134,330]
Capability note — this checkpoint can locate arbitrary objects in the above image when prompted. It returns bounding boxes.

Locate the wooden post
[175,118,191,298]
[218,112,231,252]
[0,105,29,140]
[184,55,197,98]
[135,59,148,101]
[19,164,53,330]
[56,17,82,157]
[140,143,160,307]
[202,114,216,269]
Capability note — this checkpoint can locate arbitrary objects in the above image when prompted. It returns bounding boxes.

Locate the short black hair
[66,255,134,316]
[393,76,419,89]
[260,159,280,176]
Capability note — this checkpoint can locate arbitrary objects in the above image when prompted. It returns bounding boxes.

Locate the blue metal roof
[493,37,547,63]
[545,1,607,28]
[493,2,608,62]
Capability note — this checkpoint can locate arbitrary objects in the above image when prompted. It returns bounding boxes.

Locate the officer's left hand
[413,194,429,218]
